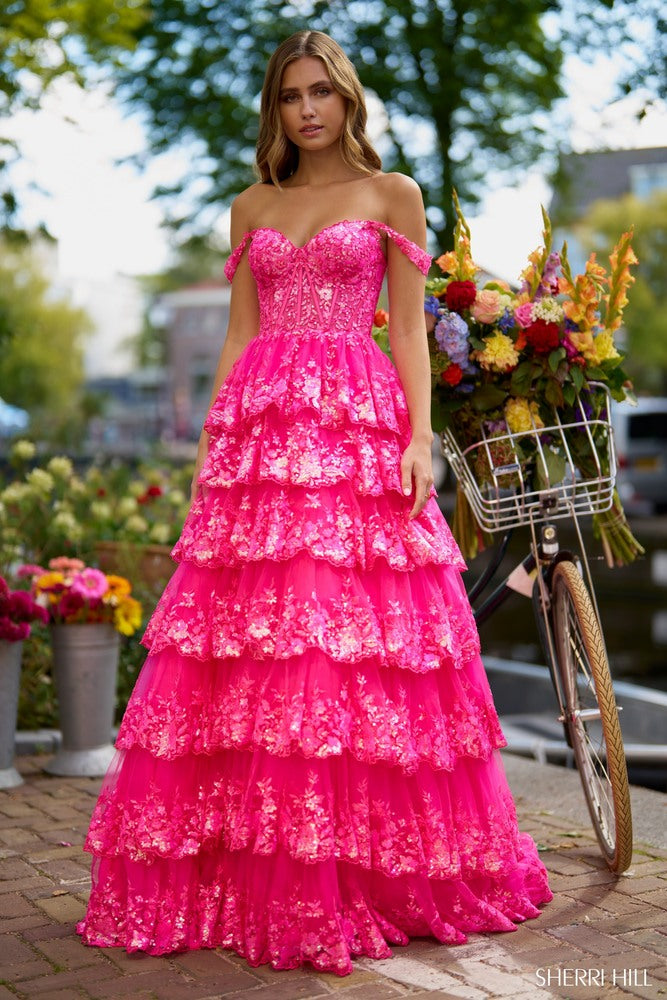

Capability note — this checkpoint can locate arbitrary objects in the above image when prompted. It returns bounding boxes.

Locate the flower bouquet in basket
[423,192,643,566]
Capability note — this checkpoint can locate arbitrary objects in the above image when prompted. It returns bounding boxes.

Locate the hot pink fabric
[77,219,552,975]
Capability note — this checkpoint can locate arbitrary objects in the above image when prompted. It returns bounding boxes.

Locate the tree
[112,0,664,246]
[0,0,148,233]
[576,191,667,394]
[0,242,92,435]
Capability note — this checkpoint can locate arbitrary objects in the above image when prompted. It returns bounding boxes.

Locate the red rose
[525,319,560,354]
[442,363,464,386]
[147,485,163,498]
[445,280,477,313]
[373,308,389,327]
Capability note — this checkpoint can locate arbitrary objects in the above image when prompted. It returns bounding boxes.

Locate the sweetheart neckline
[248,218,383,251]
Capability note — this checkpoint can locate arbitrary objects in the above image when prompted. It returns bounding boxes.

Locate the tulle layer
[201,407,424,496]
[174,480,463,573]
[116,646,505,770]
[142,554,480,671]
[77,836,551,974]
[203,329,411,437]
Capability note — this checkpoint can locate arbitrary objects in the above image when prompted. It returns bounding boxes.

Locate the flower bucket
[0,640,24,788]
[44,623,120,777]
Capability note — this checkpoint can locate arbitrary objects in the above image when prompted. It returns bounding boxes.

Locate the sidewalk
[1,751,665,1000]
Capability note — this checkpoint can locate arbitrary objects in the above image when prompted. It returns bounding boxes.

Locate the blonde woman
[77,30,551,976]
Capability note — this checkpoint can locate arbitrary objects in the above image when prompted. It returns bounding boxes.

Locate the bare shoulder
[373,171,424,210]
[231,183,273,228]
[372,172,426,245]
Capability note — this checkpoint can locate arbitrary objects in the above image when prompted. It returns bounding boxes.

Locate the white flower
[10,440,35,462]
[46,456,73,479]
[91,500,113,521]
[150,522,171,544]
[167,489,186,507]
[117,496,138,517]
[69,477,87,496]
[124,514,149,535]
[27,468,54,494]
[532,296,564,323]
[1,482,31,504]
[51,510,82,541]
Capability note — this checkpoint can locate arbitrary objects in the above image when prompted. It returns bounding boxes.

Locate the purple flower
[498,309,515,333]
[424,295,441,317]
[434,311,470,366]
[536,252,561,299]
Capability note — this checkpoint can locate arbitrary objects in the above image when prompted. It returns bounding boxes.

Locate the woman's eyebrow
[279,79,332,96]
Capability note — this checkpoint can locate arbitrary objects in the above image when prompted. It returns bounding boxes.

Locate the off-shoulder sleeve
[224,231,253,283]
[371,221,432,276]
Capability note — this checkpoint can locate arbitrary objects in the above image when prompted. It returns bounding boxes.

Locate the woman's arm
[381,174,434,519]
[190,192,261,502]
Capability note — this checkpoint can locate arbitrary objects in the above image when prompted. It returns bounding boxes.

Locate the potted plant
[0,575,49,788]
[20,558,142,776]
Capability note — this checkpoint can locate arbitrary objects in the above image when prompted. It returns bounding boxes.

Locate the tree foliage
[0,241,91,430]
[112,0,664,246]
[577,191,667,393]
[0,0,148,232]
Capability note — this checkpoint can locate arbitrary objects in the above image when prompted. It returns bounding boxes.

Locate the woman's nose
[301,96,315,117]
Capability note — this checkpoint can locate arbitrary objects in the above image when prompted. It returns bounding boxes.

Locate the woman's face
[278,56,347,154]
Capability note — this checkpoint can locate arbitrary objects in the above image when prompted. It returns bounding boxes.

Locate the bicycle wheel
[550,560,633,873]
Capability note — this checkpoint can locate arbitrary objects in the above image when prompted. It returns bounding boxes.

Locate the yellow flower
[591,329,620,363]
[105,575,132,598]
[114,596,142,636]
[505,397,544,434]
[473,332,519,373]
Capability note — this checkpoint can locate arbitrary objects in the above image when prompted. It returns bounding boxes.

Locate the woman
[77,30,552,976]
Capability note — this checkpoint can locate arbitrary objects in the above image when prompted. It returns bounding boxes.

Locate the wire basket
[440,387,617,532]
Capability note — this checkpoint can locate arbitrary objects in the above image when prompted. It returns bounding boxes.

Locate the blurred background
[0,1,665,721]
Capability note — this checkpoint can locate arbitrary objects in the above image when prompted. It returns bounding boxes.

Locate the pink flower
[0,617,30,642]
[70,568,109,601]
[16,564,46,581]
[49,557,85,574]
[471,289,502,325]
[513,302,534,328]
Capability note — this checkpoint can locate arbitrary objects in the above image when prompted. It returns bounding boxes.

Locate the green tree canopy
[112,0,664,246]
[577,190,667,394]
[0,0,148,232]
[0,241,91,433]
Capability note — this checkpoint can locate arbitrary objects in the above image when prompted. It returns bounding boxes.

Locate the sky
[4,51,667,285]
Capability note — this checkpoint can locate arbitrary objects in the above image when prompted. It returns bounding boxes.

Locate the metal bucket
[45,623,120,777]
[0,639,24,788]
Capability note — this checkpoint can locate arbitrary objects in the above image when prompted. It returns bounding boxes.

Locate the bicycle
[440,385,634,874]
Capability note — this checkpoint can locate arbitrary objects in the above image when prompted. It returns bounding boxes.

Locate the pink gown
[76,219,552,975]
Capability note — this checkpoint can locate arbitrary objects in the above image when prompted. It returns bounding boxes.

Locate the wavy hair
[255,31,381,185]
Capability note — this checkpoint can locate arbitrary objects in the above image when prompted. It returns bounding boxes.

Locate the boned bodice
[224,219,431,338]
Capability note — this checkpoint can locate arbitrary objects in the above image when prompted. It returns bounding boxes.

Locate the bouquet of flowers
[18,558,143,636]
[0,575,49,642]
[423,193,643,565]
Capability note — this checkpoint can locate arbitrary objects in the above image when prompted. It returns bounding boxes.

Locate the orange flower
[373,308,389,328]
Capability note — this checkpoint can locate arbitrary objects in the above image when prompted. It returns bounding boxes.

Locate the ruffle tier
[174,480,463,572]
[115,646,505,771]
[142,554,480,671]
[77,835,550,974]
[203,328,412,437]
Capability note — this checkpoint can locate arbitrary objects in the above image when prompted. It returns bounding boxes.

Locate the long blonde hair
[255,31,381,185]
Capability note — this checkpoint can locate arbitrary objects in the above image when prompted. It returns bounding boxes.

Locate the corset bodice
[224,219,432,338]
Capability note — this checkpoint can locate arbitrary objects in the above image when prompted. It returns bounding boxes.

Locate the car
[611,397,667,515]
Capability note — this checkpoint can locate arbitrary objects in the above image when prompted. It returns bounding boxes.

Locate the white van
[611,397,667,514]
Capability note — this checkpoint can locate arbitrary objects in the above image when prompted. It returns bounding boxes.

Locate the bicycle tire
[550,561,633,873]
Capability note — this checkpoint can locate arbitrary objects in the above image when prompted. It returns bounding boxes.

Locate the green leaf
[571,366,585,391]
[510,361,534,396]
[470,385,508,411]
[535,448,567,491]
[548,347,566,373]
[544,378,564,408]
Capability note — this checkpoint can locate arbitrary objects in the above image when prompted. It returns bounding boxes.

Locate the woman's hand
[401,435,435,519]
[190,431,210,506]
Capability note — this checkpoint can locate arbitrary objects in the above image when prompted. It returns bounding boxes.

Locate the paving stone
[33,893,86,923]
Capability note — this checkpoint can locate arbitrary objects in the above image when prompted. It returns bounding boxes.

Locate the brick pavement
[1,754,665,1000]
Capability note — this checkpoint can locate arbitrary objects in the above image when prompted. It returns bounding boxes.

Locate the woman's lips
[300,125,323,135]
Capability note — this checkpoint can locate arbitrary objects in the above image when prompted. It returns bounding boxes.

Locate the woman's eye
[316,88,330,96]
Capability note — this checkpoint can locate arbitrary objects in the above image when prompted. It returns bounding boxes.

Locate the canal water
[451,510,667,694]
